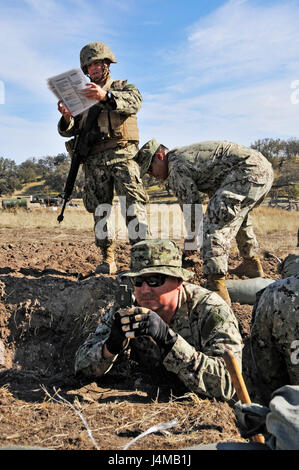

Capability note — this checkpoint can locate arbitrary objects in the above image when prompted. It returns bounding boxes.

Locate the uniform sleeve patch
[201,309,226,341]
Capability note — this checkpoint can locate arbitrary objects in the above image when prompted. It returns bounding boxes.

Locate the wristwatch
[106,91,113,101]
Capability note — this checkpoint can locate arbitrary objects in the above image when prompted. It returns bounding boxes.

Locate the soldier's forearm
[74,341,116,377]
[111,89,142,114]
[58,116,75,137]
[163,334,236,400]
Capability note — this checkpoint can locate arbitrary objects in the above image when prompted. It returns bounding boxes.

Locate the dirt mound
[0,229,282,450]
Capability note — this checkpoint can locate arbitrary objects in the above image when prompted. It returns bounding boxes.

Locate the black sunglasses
[131,274,168,288]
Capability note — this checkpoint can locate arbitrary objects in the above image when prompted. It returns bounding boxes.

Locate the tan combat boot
[95,244,117,275]
[231,256,264,278]
[206,274,231,306]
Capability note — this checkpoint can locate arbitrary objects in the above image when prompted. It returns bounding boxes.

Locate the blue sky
[1,0,299,164]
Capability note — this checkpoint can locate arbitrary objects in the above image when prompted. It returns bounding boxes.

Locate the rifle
[223,348,265,444]
[57,105,101,223]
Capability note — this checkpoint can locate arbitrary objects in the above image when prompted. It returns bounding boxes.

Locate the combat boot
[230,256,264,278]
[206,274,231,306]
[95,244,117,275]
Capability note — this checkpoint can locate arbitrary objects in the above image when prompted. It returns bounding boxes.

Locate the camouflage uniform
[137,140,273,276]
[250,256,299,403]
[75,239,243,401]
[166,141,273,275]
[58,47,148,248]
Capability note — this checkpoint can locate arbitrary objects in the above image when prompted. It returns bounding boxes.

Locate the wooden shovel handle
[224,349,265,444]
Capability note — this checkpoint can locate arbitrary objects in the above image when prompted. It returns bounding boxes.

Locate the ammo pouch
[97,111,139,141]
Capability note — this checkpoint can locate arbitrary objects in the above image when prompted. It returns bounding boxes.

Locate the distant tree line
[250,137,299,199]
[250,137,299,166]
[0,153,84,198]
[0,137,298,198]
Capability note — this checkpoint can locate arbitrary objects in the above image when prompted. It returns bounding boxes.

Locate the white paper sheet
[47,68,97,116]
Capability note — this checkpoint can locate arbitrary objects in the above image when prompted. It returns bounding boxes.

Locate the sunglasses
[131,274,168,288]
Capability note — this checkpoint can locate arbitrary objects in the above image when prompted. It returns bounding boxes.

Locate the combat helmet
[80,41,117,74]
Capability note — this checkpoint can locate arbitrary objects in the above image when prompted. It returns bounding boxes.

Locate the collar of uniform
[169,282,187,328]
[102,76,114,91]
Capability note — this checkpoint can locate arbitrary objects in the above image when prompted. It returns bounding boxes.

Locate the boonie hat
[122,239,193,281]
[134,138,161,177]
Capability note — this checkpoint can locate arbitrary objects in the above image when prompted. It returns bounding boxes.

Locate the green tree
[0,157,21,195]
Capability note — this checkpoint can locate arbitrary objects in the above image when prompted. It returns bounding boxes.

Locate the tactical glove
[105,311,127,355]
[119,307,178,357]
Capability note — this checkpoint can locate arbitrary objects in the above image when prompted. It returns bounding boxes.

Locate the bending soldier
[135,139,274,304]
[75,239,243,401]
[58,41,149,274]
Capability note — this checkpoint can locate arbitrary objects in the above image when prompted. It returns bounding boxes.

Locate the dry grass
[0,385,243,450]
[252,205,299,235]
[1,202,298,233]
[0,206,94,231]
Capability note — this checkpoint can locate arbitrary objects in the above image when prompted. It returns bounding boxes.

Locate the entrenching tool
[223,348,265,444]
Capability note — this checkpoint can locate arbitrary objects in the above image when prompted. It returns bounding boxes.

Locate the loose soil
[0,224,293,451]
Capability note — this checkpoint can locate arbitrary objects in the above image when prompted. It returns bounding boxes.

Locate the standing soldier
[135,139,274,304]
[57,41,149,274]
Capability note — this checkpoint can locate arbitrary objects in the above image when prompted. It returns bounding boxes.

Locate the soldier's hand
[57,100,72,124]
[119,307,177,355]
[81,82,107,101]
[105,310,128,356]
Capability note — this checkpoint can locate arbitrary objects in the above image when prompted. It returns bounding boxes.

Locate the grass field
[0,203,298,255]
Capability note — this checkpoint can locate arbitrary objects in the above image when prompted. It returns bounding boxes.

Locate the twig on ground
[41,385,100,450]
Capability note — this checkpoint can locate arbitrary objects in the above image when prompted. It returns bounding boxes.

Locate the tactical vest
[97,110,139,142]
[91,77,139,150]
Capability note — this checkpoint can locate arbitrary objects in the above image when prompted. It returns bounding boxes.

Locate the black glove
[120,307,177,356]
[105,311,127,355]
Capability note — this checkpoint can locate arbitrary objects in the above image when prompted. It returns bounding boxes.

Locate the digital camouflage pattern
[84,148,149,246]
[75,282,243,401]
[164,141,274,275]
[58,79,149,247]
[123,239,194,280]
[135,138,161,177]
[250,274,299,404]
[278,254,299,278]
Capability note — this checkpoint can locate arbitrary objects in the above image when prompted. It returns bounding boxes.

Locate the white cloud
[139,78,299,149]
[165,0,299,89]
[1,0,299,164]
[0,1,112,100]
[138,0,299,148]
[0,112,66,161]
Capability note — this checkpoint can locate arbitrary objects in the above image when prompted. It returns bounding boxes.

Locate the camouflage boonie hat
[134,138,161,177]
[122,239,193,281]
[80,41,117,74]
